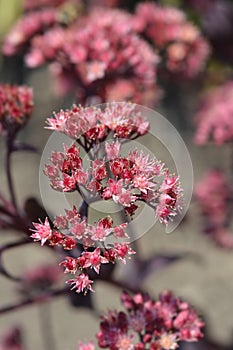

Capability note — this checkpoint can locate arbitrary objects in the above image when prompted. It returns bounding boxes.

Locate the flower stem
[6,138,18,212]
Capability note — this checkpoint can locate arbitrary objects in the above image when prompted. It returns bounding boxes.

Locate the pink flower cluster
[0,84,33,136]
[31,102,183,292]
[31,214,135,294]
[134,2,210,78]
[3,0,83,56]
[194,81,233,145]
[78,290,204,349]
[3,5,159,105]
[46,102,149,140]
[45,104,181,224]
[195,170,233,248]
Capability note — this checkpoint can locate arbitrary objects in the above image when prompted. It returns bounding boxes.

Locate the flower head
[66,273,94,294]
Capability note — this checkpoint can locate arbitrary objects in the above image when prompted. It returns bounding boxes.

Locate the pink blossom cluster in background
[2,0,84,56]
[2,1,210,105]
[24,8,159,104]
[3,8,58,56]
[194,81,233,145]
[78,290,204,349]
[195,170,233,248]
[0,84,33,136]
[134,2,210,79]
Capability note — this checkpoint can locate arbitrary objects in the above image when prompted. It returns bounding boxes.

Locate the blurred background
[0,0,233,349]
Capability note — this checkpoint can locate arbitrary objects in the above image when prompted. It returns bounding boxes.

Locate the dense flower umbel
[134,2,210,78]
[3,0,83,56]
[195,170,233,249]
[32,102,182,293]
[55,6,158,103]
[46,102,149,140]
[77,290,204,349]
[194,81,233,145]
[31,209,135,293]
[44,140,182,223]
[0,85,33,136]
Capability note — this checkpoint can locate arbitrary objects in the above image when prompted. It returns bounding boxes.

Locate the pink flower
[92,160,107,181]
[70,219,87,240]
[116,334,134,350]
[66,273,94,294]
[112,242,135,264]
[30,217,53,246]
[86,61,107,83]
[159,333,178,350]
[60,257,78,274]
[105,140,121,160]
[82,247,108,274]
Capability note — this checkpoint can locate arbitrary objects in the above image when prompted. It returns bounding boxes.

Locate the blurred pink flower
[195,170,228,226]
[4,6,160,105]
[135,2,210,78]
[31,217,53,246]
[0,85,33,136]
[195,170,233,249]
